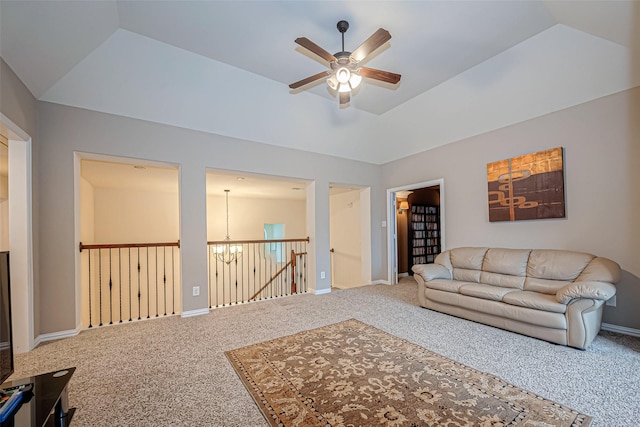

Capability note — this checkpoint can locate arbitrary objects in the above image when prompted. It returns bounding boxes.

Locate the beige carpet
[227,319,591,427]
[9,278,640,426]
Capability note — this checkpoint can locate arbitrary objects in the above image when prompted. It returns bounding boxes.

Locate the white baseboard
[398,272,409,278]
[371,280,390,285]
[34,327,80,347]
[181,308,210,318]
[313,288,331,295]
[601,323,640,337]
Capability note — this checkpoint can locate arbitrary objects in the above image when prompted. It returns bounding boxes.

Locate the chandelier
[213,189,242,264]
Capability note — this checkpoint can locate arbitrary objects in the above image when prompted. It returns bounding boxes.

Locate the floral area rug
[225,319,591,427]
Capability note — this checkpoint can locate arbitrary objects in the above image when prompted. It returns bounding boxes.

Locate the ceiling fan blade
[359,67,401,84]
[295,37,337,63]
[289,71,331,89]
[350,28,391,62]
[339,91,350,105]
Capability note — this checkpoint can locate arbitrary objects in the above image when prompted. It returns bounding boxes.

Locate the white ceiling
[205,169,308,200]
[81,159,178,194]
[2,1,639,164]
[81,158,362,199]
[81,159,309,200]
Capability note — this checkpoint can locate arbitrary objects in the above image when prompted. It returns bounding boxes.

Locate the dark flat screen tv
[0,251,13,385]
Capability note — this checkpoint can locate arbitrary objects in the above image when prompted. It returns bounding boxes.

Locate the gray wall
[382,87,640,330]
[36,101,384,334]
[1,58,36,136]
[4,54,639,335]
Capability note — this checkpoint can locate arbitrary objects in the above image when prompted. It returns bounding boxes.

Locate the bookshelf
[409,204,440,273]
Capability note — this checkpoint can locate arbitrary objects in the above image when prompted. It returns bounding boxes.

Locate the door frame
[1,113,34,353]
[386,178,445,284]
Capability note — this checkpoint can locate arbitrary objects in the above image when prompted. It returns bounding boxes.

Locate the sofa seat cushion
[503,291,567,314]
[459,284,518,302]
[453,268,481,283]
[479,271,525,289]
[523,277,572,295]
[425,288,567,329]
[425,279,468,293]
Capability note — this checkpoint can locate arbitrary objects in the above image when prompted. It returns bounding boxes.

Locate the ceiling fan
[289,20,401,106]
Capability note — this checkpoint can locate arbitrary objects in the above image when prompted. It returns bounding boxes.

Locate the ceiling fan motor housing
[331,52,355,68]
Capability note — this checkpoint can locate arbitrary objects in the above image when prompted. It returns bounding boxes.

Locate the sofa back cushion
[450,247,488,282]
[433,247,619,296]
[480,248,531,289]
[524,250,595,294]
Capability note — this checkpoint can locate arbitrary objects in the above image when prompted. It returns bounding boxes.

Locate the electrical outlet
[606,295,616,307]
[320,272,326,279]
[192,286,200,297]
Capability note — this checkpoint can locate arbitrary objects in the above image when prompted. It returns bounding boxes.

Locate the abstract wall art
[487,147,565,222]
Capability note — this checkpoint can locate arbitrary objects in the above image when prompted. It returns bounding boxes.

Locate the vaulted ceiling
[1,1,638,164]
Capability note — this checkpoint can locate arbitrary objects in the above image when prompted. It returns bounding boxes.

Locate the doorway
[77,155,180,328]
[205,169,310,306]
[329,185,371,289]
[387,179,445,285]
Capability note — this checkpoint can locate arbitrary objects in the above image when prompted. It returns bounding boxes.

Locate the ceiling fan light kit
[289,20,401,106]
[213,189,243,265]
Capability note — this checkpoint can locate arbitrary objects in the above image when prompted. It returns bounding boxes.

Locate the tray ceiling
[1,1,638,164]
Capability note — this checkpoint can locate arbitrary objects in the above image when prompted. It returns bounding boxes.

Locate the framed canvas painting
[487,147,565,222]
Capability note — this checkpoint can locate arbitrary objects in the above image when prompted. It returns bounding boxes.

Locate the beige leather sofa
[412,247,621,349]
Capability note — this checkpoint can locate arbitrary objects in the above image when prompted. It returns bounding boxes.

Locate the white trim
[313,288,331,295]
[389,192,398,285]
[1,113,34,354]
[34,327,80,347]
[73,154,82,334]
[386,179,445,286]
[181,308,210,318]
[601,323,640,338]
[371,279,390,285]
[398,272,409,278]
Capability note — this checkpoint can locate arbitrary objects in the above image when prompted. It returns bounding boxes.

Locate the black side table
[1,367,75,427]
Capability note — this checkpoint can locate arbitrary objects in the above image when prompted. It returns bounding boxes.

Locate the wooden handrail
[81,237,308,252]
[250,261,293,301]
[249,251,307,301]
[80,241,180,252]
[208,237,309,245]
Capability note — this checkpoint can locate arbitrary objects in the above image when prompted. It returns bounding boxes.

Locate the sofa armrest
[412,264,452,281]
[556,281,617,304]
